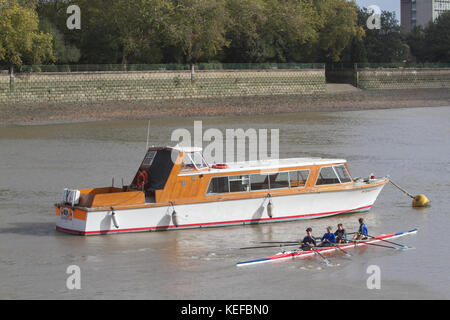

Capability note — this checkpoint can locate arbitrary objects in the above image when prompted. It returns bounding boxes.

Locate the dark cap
[306,227,312,232]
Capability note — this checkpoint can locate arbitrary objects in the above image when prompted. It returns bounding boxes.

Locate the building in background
[401,0,450,33]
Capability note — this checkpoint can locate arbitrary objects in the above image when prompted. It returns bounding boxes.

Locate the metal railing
[355,62,450,69]
[0,63,325,74]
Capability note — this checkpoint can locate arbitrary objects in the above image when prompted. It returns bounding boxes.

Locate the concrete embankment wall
[357,69,450,90]
[0,69,326,104]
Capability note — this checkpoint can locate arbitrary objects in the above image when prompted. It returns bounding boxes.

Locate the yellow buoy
[412,194,430,207]
[389,179,429,208]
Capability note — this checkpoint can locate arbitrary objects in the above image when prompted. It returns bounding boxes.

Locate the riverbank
[1,87,449,125]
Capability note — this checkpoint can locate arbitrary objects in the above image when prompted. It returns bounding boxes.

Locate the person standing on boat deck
[335,223,347,243]
[320,226,336,246]
[301,227,316,250]
[353,218,368,240]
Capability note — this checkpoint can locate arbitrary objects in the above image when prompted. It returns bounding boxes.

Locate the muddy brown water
[0,106,449,299]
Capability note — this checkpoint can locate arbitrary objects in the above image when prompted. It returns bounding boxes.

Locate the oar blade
[398,246,415,251]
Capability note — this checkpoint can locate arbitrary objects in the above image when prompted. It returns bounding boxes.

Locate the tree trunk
[9,66,14,91]
[190,63,195,83]
[121,49,128,71]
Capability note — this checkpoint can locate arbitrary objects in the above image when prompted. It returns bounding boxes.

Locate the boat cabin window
[316,166,341,185]
[229,175,250,192]
[206,170,310,194]
[207,176,229,194]
[250,174,269,191]
[133,149,175,191]
[334,165,351,183]
[181,152,208,171]
[289,170,310,188]
[269,172,290,189]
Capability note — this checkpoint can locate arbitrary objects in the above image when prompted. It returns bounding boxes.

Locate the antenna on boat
[146,120,151,151]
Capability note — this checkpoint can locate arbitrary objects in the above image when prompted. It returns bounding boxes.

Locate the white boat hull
[56,182,386,235]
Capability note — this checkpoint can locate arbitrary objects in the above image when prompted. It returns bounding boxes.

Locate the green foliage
[167,0,229,64]
[223,0,267,62]
[260,0,321,62]
[0,0,54,66]
[312,0,364,62]
[407,11,450,62]
[364,10,408,63]
[340,8,410,64]
[39,18,80,63]
[29,0,448,66]
[107,0,173,64]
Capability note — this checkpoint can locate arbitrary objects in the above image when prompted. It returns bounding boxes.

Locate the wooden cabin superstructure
[56,146,389,235]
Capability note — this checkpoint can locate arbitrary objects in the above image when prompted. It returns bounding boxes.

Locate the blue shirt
[359,224,368,236]
[302,235,316,246]
[321,232,336,243]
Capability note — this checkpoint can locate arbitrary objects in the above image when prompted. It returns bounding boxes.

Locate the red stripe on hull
[56,205,372,236]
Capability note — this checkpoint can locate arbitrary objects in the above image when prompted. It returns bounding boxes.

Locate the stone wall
[0,69,325,104]
[357,69,450,90]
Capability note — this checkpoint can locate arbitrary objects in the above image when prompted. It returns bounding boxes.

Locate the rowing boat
[236,228,418,267]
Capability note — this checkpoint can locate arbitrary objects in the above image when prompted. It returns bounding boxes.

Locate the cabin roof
[179,157,347,176]
[169,145,203,153]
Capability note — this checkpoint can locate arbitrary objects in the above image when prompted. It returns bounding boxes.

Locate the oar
[259,238,323,244]
[259,233,357,244]
[239,243,300,250]
[330,243,352,257]
[306,245,330,265]
[352,240,404,251]
[367,234,413,249]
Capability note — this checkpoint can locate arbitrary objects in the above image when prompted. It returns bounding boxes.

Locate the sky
[355,0,401,20]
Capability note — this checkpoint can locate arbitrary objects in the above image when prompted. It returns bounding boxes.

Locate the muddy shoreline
[1,88,449,125]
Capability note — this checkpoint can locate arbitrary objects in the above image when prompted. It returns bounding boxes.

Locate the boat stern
[55,204,88,235]
[55,186,147,235]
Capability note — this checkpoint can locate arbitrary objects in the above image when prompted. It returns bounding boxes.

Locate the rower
[320,226,336,247]
[301,227,316,250]
[353,218,368,241]
[334,223,347,243]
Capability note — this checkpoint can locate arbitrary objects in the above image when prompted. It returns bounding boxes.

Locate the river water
[1,106,449,299]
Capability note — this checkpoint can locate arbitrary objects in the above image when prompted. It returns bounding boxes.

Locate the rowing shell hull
[236,228,418,267]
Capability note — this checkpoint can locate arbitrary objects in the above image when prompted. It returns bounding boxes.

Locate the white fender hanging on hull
[111,208,119,229]
[267,194,274,218]
[172,210,179,227]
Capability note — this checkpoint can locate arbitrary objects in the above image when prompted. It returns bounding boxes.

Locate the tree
[223,0,267,63]
[39,18,81,63]
[168,0,229,65]
[108,0,173,65]
[312,0,364,62]
[340,8,410,64]
[406,26,427,62]
[260,0,320,62]
[0,0,54,67]
[422,11,450,62]
[363,10,408,63]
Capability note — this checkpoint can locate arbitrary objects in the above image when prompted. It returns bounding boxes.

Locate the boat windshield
[181,152,209,170]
